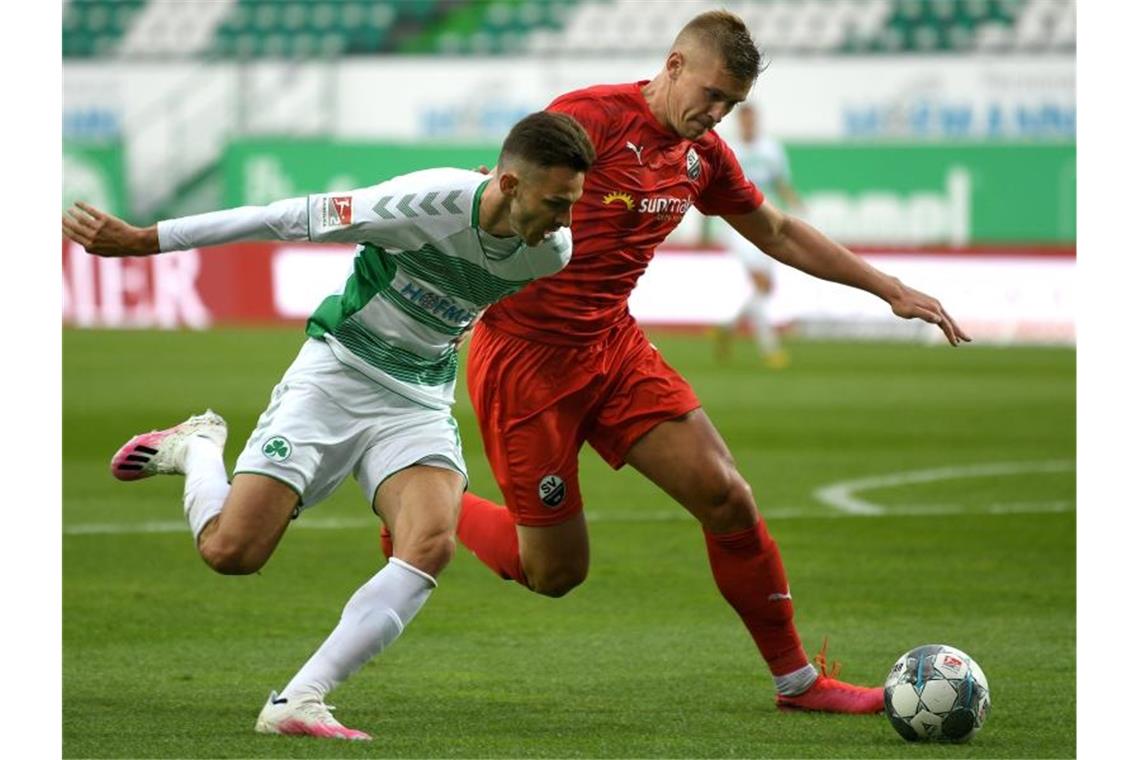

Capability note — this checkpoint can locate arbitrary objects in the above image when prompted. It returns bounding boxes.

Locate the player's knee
[198,533,267,575]
[396,526,455,578]
[527,562,588,598]
[698,467,758,532]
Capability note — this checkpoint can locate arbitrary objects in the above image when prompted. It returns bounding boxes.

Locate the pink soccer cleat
[775,640,885,715]
[254,691,372,741]
[110,410,227,481]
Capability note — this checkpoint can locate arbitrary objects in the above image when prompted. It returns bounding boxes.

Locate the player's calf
[524,562,588,598]
[517,517,590,597]
[197,528,269,575]
[195,473,300,575]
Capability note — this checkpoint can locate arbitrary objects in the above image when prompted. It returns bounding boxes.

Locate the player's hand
[62,201,158,257]
[887,278,972,347]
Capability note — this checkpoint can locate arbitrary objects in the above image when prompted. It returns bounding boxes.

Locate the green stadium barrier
[786,143,1075,244]
[221,138,1075,245]
[222,138,497,208]
[63,141,129,219]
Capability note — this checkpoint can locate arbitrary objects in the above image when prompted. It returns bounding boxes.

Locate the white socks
[281,558,437,702]
[182,436,230,540]
[742,293,780,356]
[774,663,819,696]
[181,434,439,703]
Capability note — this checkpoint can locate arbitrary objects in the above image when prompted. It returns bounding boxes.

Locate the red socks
[456,492,529,585]
[394,492,808,678]
[704,519,809,676]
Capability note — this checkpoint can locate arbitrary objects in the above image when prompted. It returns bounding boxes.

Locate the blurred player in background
[62,112,595,741]
[715,101,804,368]
[422,10,970,716]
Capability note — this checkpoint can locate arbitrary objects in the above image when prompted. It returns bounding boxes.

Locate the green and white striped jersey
[306,168,572,408]
[156,168,572,409]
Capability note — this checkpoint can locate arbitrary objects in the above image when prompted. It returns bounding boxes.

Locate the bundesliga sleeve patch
[320,196,354,227]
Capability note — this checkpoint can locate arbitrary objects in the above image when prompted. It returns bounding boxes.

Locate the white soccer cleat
[254,690,372,741]
[110,410,227,481]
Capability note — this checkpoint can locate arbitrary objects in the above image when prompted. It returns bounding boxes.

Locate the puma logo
[626,141,645,165]
[768,591,793,601]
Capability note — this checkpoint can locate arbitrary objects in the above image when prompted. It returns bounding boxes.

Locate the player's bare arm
[62,201,159,257]
[724,203,971,347]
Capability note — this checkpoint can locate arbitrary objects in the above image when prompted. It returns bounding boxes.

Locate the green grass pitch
[63,328,1075,758]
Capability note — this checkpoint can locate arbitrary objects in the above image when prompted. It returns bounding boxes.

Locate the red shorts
[466,317,701,527]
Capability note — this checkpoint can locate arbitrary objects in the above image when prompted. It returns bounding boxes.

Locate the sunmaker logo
[602,191,635,210]
[601,191,693,217]
[638,197,692,215]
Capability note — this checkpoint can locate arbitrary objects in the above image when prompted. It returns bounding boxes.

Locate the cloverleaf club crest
[263,436,292,462]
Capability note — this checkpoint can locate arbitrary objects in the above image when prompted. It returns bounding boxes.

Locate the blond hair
[674,10,766,81]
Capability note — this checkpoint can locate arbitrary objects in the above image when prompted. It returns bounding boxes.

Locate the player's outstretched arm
[725,204,971,347]
[63,197,313,257]
[62,201,159,257]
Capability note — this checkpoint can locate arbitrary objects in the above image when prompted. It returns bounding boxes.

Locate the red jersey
[481,81,765,343]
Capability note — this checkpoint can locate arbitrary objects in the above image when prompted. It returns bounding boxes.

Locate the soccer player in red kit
[389,10,970,713]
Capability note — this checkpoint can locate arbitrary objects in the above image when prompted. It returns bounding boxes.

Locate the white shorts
[728,229,776,275]
[233,338,467,515]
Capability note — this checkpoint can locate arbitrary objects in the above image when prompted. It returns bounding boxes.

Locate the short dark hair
[675,10,767,82]
[499,111,596,173]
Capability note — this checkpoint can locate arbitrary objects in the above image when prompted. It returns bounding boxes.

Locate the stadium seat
[281,3,310,32]
[63,0,1073,60]
[63,0,146,58]
[976,20,1015,51]
[1050,1,1075,50]
[503,0,1072,57]
[310,3,336,31]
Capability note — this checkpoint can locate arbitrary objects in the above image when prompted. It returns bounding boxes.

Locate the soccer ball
[884,644,990,742]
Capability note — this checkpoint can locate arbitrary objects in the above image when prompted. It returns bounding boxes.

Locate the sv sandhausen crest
[538,474,566,508]
[685,147,701,180]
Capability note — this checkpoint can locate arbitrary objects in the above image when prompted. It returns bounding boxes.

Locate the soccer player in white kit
[61,111,595,741]
[718,102,805,368]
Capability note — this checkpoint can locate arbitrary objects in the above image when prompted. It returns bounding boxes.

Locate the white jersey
[734,136,791,200]
[158,168,573,409]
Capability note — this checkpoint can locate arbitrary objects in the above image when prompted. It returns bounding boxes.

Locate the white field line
[63,499,1074,536]
[812,460,1076,515]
